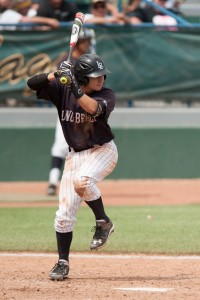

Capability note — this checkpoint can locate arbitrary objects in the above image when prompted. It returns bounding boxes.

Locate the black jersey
[37,80,115,152]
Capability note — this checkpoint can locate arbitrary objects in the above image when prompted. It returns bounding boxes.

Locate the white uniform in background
[49,119,69,187]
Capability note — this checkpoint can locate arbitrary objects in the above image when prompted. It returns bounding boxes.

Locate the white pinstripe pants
[51,119,69,159]
[54,140,118,233]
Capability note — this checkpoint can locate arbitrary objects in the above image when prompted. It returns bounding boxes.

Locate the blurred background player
[47,28,96,196]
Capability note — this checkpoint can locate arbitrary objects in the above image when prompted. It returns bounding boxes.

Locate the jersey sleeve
[36,80,63,108]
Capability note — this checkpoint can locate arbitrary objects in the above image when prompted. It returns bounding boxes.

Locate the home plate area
[0,253,200,300]
[114,287,173,292]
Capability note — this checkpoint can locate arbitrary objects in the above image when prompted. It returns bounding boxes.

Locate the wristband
[70,77,84,99]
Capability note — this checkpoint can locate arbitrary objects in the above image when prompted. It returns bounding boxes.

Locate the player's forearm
[78,94,98,115]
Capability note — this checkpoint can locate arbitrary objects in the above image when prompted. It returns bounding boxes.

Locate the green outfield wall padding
[1,128,200,181]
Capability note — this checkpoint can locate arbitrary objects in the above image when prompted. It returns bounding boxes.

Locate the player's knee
[73,176,90,197]
[54,216,75,232]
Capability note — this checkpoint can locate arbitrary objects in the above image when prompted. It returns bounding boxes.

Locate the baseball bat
[60,12,85,84]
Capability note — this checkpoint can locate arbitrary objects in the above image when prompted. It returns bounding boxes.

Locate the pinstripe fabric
[54,140,118,233]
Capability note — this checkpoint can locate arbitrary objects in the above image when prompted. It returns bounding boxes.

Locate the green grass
[1,205,200,254]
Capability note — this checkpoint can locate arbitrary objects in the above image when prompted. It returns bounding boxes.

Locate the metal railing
[116,0,199,27]
[1,22,200,29]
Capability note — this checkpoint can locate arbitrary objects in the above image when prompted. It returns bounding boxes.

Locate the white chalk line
[114,287,173,292]
[0,252,200,260]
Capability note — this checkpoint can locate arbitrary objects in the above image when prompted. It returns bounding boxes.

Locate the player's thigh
[78,141,118,181]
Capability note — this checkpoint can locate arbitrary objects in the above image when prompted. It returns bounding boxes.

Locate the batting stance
[27,54,118,280]
[47,28,95,196]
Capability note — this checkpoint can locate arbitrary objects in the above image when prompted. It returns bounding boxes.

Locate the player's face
[77,39,91,55]
[87,76,104,92]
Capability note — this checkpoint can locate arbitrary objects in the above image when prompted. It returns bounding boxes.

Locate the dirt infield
[1,253,200,300]
[1,179,200,207]
[1,179,200,300]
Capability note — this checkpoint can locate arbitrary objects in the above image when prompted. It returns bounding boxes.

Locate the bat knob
[60,77,68,84]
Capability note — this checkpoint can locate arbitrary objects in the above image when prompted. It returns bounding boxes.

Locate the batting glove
[60,61,72,68]
[54,61,73,84]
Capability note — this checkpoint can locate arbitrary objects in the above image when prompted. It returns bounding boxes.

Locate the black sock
[85,197,109,222]
[51,156,64,169]
[56,231,73,261]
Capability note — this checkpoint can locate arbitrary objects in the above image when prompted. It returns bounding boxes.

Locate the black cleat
[49,260,69,281]
[90,219,115,250]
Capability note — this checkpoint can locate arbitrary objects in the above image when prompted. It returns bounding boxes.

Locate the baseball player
[27,53,118,281]
[47,28,96,196]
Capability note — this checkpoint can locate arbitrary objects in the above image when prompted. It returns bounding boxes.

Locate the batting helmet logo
[96,61,104,70]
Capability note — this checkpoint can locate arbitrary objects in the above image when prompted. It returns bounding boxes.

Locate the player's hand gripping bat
[60,12,85,85]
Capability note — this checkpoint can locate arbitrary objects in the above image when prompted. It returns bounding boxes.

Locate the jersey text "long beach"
[36,79,116,152]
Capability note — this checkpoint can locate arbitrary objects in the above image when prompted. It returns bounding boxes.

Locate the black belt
[69,143,104,153]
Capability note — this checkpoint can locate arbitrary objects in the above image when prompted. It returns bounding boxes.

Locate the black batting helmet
[74,54,111,86]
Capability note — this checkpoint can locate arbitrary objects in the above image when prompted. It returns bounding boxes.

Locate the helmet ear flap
[82,77,89,86]
[75,75,89,86]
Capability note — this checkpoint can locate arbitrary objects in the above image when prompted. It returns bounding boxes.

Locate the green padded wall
[1,128,200,181]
